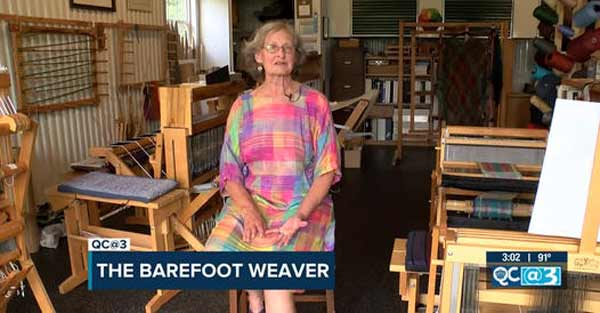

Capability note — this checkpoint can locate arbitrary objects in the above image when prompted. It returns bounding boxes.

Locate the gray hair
[241,21,306,83]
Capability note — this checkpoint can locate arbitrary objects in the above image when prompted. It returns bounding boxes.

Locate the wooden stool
[46,187,188,313]
[229,289,335,313]
[390,238,419,313]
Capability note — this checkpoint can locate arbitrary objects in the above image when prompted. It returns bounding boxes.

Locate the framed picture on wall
[70,0,116,12]
[127,0,152,12]
[297,0,312,18]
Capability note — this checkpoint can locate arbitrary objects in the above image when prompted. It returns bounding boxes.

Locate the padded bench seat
[58,172,178,203]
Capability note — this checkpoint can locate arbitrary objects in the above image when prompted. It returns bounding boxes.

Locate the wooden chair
[229,289,335,313]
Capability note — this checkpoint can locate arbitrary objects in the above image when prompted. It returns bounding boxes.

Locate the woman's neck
[256,74,296,97]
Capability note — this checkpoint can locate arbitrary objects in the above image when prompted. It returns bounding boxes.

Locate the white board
[529,99,600,241]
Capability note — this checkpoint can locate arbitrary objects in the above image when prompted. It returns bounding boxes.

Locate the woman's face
[255,29,296,77]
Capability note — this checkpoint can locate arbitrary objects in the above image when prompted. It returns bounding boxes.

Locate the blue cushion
[58,172,178,203]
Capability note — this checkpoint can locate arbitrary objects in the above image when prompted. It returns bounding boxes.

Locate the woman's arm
[295,171,335,220]
[224,180,265,242]
[267,171,335,247]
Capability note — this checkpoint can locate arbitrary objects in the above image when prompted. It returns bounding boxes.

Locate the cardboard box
[344,147,362,168]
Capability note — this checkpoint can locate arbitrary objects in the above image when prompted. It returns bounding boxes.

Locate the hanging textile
[437,35,497,126]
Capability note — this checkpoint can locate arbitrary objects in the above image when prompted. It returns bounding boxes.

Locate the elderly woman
[205,21,341,313]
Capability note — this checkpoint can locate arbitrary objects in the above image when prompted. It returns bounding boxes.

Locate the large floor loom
[391,126,560,313]
[0,72,54,312]
[46,80,246,313]
[0,113,55,312]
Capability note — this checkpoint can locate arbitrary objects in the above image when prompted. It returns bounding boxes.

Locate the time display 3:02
[501,252,522,263]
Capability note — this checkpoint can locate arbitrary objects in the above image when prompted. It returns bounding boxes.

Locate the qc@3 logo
[491,266,562,287]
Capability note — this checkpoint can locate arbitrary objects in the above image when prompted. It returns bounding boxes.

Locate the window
[445,0,513,23]
[166,0,198,50]
[352,0,417,36]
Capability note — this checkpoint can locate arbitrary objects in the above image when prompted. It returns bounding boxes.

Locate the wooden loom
[89,134,164,179]
[159,80,245,239]
[160,80,251,313]
[391,126,550,313]
[395,22,510,163]
[332,89,379,148]
[0,72,54,313]
[437,123,600,311]
[431,126,548,230]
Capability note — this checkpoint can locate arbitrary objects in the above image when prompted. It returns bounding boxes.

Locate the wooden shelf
[404,103,433,110]
[365,139,396,146]
[366,56,398,61]
[366,73,398,78]
[368,105,394,118]
[410,74,431,78]
[414,91,434,96]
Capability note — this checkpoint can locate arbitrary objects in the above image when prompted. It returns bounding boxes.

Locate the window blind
[352,0,417,36]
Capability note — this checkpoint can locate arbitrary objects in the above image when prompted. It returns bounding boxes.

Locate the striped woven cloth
[473,192,517,220]
[479,162,523,180]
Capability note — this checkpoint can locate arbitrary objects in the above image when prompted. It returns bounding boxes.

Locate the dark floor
[9,146,435,313]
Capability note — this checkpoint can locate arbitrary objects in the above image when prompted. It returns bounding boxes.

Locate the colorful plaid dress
[205,87,341,252]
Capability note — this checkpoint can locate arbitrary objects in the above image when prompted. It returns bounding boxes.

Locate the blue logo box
[490,265,562,287]
[486,251,566,288]
[88,252,335,290]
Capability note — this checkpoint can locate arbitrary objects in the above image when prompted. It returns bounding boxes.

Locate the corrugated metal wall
[512,39,535,93]
[0,0,165,205]
[0,0,165,25]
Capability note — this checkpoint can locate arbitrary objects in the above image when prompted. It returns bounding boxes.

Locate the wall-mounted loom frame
[9,22,108,114]
[115,22,169,88]
[0,72,54,312]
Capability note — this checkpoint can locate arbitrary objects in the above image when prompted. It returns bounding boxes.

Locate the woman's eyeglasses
[263,44,295,54]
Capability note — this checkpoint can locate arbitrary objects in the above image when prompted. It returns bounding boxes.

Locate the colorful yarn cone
[558,25,575,38]
[534,38,556,54]
[535,51,551,69]
[534,4,559,25]
[545,51,574,73]
[418,8,443,23]
[532,64,554,80]
[536,74,560,108]
[530,96,553,114]
[538,22,555,40]
[567,28,600,62]
[573,2,600,28]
